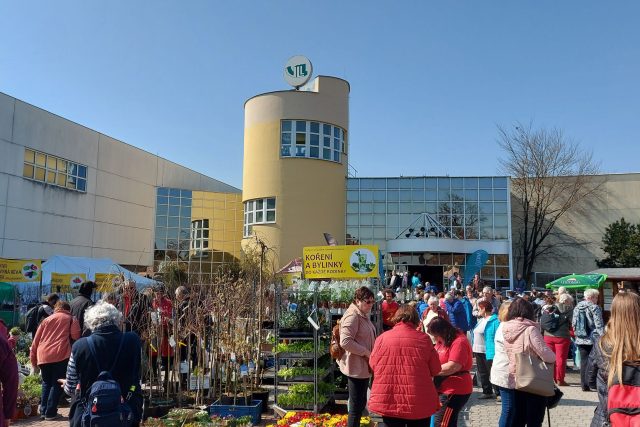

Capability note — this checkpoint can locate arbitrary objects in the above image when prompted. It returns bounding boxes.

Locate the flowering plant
[270,411,370,427]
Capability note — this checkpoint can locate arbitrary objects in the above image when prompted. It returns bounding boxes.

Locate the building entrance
[407,265,444,292]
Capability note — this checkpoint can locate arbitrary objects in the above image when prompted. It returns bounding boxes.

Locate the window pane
[479,177,493,188]
[494,202,507,214]
[333,151,340,162]
[360,191,372,202]
[295,133,306,145]
[323,148,331,160]
[310,122,319,133]
[347,204,358,214]
[46,170,56,183]
[347,191,358,202]
[333,138,340,150]
[256,211,264,222]
[310,147,319,158]
[333,127,340,137]
[256,199,264,209]
[36,153,46,166]
[296,121,306,132]
[180,206,190,217]
[282,120,291,131]
[346,214,358,226]
[168,217,179,227]
[23,164,34,178]
[169,188,181,197]
[24,149,35,163]
[323,124,331,135]
[157,196,168,205]
[347,180,359,190]
[479,189,493,200]
[310,134,319,146]
[494,214,508,227]
[169,205,180,216]
[56,172,66,186]
[35,167,45,181]
[494,177,508,188]
[281,145,291,156]
[46,156,56,170]
[464,177,478,189]
[373,190,386,201]
[323,136,331,147]
[296,146,306,156]
[66,175,76,189]
[360,203,372,214]
[494,189,508,201]
[281,133,291,144]
[451,178,463,189]
[267,198,276,209]
[266,211,275,221]
[387,190,399,201]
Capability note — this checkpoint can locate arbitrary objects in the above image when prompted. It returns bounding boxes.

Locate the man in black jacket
[63,301,143,427]
[70,281,96,336]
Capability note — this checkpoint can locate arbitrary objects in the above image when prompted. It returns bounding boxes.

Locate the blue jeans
[498,387,516,427]
[40,359,69,418]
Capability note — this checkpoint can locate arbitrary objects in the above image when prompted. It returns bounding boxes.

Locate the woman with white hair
[63,301,143,427]
[573,288,605,391]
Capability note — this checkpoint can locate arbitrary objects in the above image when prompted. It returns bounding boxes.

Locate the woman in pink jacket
[500,298,556,427]
[338,286,377,427]
[30,300,81,420]
[369,305,441,427]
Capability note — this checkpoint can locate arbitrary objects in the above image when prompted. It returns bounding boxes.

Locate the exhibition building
[1,66,639,287]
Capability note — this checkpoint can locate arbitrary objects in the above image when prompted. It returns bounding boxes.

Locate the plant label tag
[230,352,236,362]
[169,336,176,348]
[232,371,236,381]
[248,361,255,373]
[307,316,320,330]
[180,361,189,373]
[240,364,248,377]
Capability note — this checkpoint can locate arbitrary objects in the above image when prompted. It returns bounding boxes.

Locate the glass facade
[280,120,346,163]
[347,176,512,289]
[154,188,243,282]
[23,148,87,192]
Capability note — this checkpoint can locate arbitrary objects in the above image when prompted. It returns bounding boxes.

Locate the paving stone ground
[14,365,598,427]
[462,366,599,427]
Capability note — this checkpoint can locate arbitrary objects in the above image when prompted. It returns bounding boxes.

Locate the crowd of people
[0,279,197,426]
[340,282,639,427]
[0,276,638,427]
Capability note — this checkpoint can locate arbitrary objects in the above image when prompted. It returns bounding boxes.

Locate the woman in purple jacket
[0,334,18,427]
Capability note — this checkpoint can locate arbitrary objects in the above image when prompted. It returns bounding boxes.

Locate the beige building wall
[512,173,640,276]
[242,76,349,269]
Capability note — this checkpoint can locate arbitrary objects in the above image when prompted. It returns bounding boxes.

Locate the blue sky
[1,1,639,188]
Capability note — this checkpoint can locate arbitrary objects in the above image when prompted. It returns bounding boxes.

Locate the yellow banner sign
[0,258,41,282]
[94,273,123,292]
[51,273,87,292]
[303,245,379,279]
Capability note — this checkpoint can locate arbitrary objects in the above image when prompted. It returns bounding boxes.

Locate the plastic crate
[209,399,262,425]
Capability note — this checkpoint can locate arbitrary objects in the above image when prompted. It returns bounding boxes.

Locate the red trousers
[544,336,570,382]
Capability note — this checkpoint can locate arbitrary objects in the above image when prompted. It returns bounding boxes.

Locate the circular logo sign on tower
[284,55,313,88]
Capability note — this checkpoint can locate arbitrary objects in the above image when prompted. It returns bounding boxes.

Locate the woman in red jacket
[369,305,441,427]
[427,317,473,427]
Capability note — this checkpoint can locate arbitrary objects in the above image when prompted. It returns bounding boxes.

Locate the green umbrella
[545,273,607,290]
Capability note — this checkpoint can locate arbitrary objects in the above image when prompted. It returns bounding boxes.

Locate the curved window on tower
[280,120,346,163]
[243,197,276,237]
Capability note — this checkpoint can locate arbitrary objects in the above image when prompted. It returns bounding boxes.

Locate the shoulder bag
[515,326,555,397]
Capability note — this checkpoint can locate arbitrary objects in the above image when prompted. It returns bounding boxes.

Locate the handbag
[515,326,555,397]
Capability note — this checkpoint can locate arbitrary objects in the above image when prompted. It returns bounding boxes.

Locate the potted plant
[14,375,41,419]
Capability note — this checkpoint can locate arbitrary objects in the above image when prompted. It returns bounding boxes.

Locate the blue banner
[464,250,489,285]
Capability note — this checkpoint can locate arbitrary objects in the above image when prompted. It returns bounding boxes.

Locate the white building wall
[0,92,239,266]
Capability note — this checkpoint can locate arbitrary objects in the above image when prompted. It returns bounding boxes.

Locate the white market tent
[40,255,156,292]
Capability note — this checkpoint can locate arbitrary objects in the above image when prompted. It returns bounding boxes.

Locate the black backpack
[81,335,134,427]
[25,304,45,335]
[540,311,559,333]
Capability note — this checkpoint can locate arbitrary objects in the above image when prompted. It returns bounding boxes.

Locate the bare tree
[498,122,604,283]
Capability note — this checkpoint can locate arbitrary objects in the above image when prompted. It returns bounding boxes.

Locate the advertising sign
[51,273,87,292]
[0,258,41,282]
[303,245,379,279]
[95,273,123,292]
[284,55,313,88]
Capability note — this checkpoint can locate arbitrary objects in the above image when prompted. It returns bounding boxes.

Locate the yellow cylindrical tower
[242,76,349,269]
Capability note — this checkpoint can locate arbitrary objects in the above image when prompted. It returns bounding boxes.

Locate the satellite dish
[284,55,313,89]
